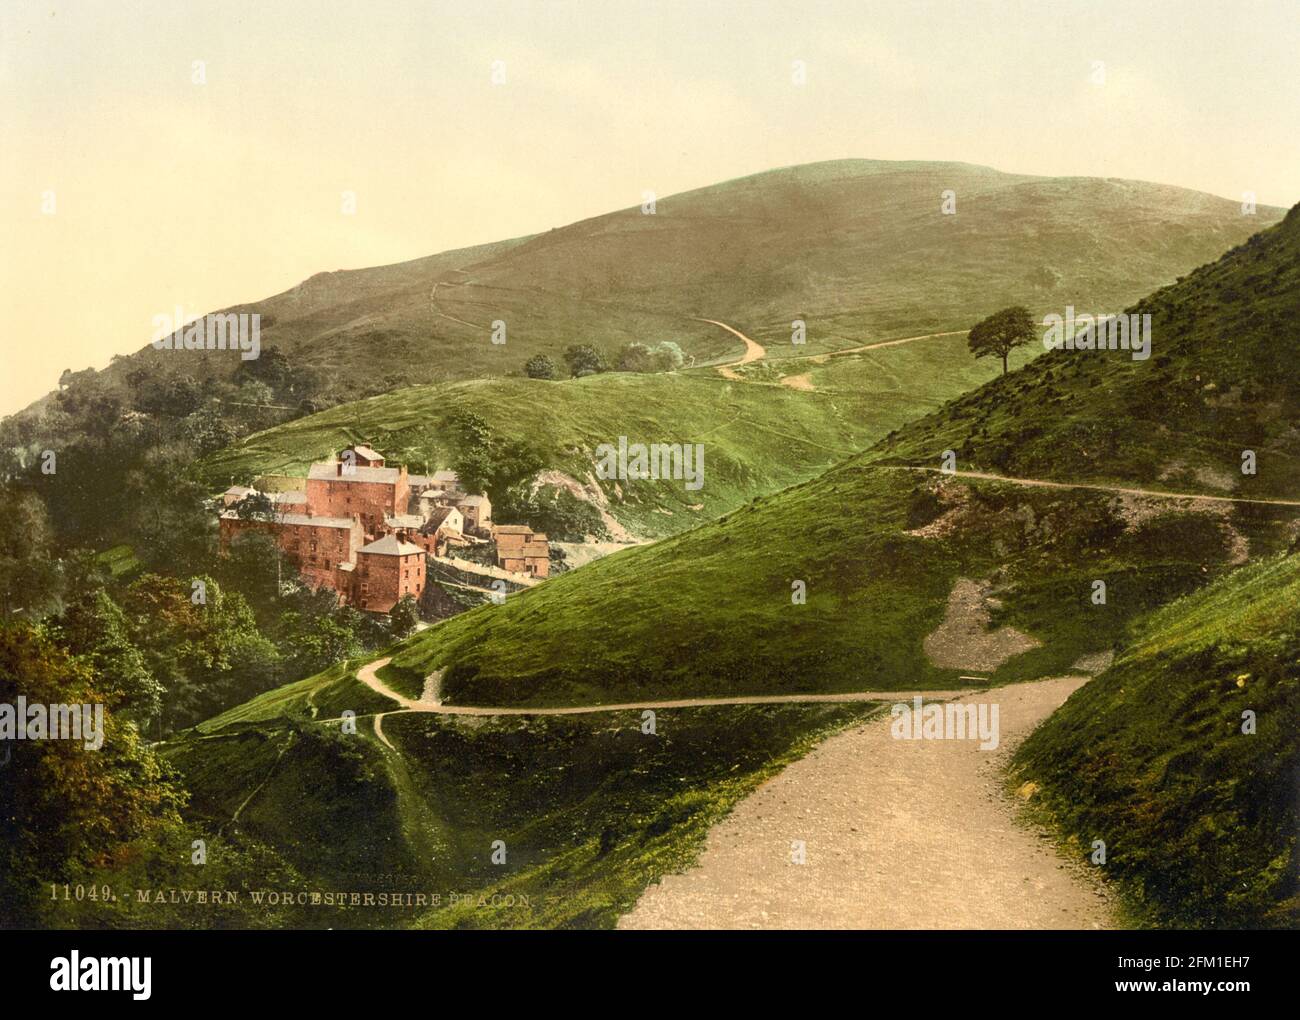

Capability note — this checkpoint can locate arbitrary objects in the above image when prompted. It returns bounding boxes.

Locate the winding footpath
[699,318,766,379]
[354,657,969,718]
[620,676,1113,929]
[700,317,968,380]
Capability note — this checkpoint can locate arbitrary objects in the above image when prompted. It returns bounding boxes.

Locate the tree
[388,594,420,638]
[524,355,558,380]
[0,487,62,619]
[967,305,1036,375]
[562,344,606,378]
[0,623,184,925]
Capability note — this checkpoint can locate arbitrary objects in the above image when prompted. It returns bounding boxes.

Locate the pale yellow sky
[2,0,1296,414]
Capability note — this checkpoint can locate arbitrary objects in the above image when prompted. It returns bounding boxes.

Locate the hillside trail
[698,318,765,379]
[699,318,967,379]
[793,327,969,362]
[887,465,1300,508]
[352,658,971,718]
[619,675,1114,929]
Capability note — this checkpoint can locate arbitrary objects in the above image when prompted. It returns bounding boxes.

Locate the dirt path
[798,328,969,363]
[619,676,1113,929]
[698,318,766,378]
[888,465,1300,508]
[353,658,972,718]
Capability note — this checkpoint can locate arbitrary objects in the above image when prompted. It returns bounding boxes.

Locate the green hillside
[34,159,1282,414]
[368,206,1300,706]
[199,331,1040,538]
[874,205,1300,500]
[159,201,1300,931]
[1012,553,1300,929]
[162,692,876,929]
[384,462,1297,707]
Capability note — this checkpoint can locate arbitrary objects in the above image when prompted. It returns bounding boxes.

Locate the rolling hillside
[199,329,1041,539]
[27,159,1283,413]
[367,207,1300,706]
[164,201,1300,930]
[873,205,1300,500]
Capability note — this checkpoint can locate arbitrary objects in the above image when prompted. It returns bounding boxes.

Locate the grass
[1012,553,1300,928]
[200,347,1023,539]
[159,695,880,929]
[378,460,1298,708]
[872,206,1300,501]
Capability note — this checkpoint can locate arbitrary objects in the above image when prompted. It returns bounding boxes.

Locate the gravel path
[619,676,1114,929]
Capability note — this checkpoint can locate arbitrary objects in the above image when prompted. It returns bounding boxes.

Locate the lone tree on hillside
[967,305,1036,375]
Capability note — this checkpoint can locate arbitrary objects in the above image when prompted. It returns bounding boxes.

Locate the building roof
[425,506,461,530]
[269,490,307,504]
[456,494,490,507]
[308,462,402,484]
[385,514,426,529]
[494,525,534,535]
[358,534,424,557]
[432,469,460,485]
[279,512,358,529]
[348,444,384,461]
[224,485,253,497]
[407,474,431,489]
[220,510,357,529]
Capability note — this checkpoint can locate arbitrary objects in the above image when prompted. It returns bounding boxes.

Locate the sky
[1,0,1297,414]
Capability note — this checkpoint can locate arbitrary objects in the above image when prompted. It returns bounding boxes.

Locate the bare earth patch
[533,468,639,542]
[1070,650,1115,674]
[923,578,1040,672]
[779,372,814,391]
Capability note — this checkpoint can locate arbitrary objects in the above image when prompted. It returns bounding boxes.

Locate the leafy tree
[448,412,544,505]
[0,487,62,619]
[524,354,558,380]
[0,623,185,926]
[967,305,1037,374]
[562,344,606,378]
[388,594,420,638]
[57,588,162,725]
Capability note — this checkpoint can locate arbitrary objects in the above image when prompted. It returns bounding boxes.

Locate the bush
[524,355,558,380]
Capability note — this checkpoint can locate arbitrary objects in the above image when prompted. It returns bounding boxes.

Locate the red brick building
[218,512,363,589]
[353,534,426,613]
[218,446,527,615]
[495,525,550,578]
[306,461,410,536]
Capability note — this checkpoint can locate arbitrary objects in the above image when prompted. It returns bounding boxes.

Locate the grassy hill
[158,202,1300,929]
[1012,553,1300,929]
[873,205,1300,501]
[383,462,1297,707]
[324,206,1300,706]
[199,331,1041,539]
[31,159,1283,412]
[162,685,877,929]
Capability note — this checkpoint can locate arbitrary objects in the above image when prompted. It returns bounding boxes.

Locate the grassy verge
[1010,553,1300,928]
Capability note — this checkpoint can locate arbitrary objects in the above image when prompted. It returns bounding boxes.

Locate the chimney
[336,462,342,477]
